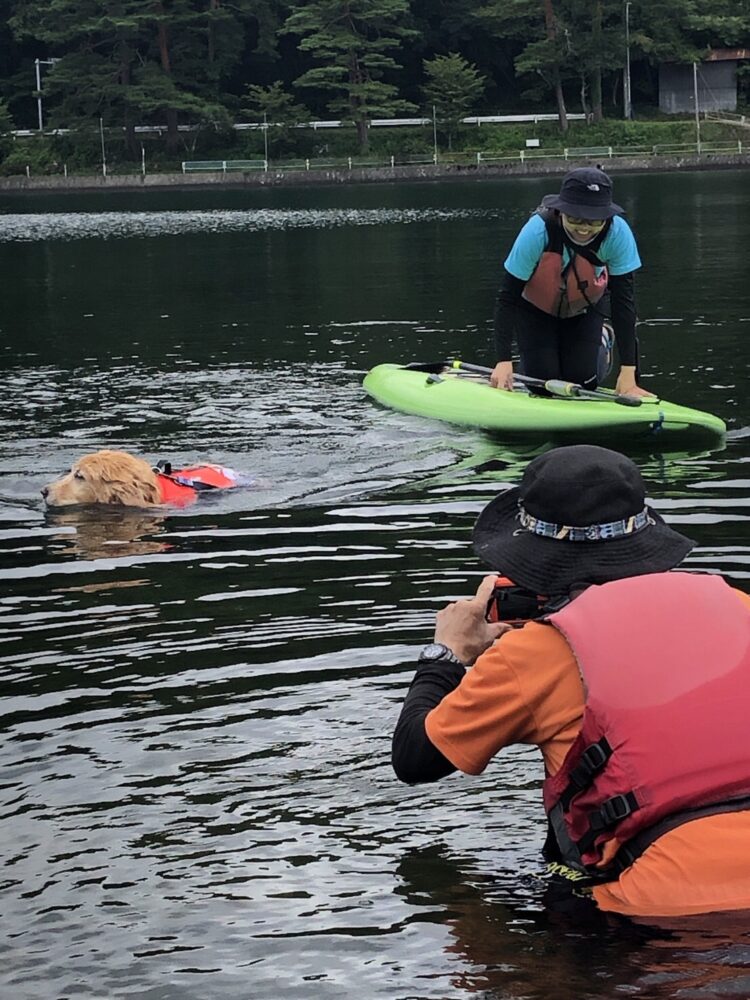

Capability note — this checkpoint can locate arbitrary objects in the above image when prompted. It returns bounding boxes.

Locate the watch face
[420,643,448,661]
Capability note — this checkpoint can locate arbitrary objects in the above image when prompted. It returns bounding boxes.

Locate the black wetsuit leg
[516,302,603,388]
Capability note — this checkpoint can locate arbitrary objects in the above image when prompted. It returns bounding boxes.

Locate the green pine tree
[8,0,261,156]
[242,81,309,156]
[422,52,486,150]
[283,0,418,153]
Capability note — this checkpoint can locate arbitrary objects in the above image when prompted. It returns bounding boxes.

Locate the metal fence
[475,140,745,164]
[181,141,746,176]
[183,154,436,172]
[181,159,267,172]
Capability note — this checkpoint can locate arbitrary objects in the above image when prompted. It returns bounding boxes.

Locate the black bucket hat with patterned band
[472,445,694,594]
[542,166,624,221]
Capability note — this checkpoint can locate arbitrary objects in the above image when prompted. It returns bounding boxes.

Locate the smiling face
[561,213,607,245]
[42,450,161,507]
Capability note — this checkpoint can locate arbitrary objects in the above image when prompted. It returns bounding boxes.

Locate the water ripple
[0,207,487,243]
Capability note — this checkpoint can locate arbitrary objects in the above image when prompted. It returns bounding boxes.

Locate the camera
[485,576,550,627]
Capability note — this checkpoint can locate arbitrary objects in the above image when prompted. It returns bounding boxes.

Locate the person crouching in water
[491,167,652,399]
[392,445,750,917]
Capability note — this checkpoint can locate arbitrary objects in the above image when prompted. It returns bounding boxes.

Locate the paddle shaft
[448,361,642,408]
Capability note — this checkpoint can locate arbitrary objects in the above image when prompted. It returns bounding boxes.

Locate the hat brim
[543,193,623,221]
[472,487,694,594]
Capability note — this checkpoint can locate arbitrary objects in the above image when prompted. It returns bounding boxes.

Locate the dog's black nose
[41,486,49,498]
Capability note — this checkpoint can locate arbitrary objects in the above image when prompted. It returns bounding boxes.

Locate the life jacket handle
[153,459,221,491]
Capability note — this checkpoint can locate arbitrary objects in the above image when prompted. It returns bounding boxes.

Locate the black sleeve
[493,270,526,363]
[608,272,638,367]
[391,660,465,784]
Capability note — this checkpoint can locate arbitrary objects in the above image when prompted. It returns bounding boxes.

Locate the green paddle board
[363,363,727,442]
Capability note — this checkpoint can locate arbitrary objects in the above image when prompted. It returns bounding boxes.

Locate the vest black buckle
[595,793,635,829]
[581,741,609,773]
[567,738,611,793]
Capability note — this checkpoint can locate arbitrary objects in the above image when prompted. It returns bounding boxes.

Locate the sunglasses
[562,214,607,229]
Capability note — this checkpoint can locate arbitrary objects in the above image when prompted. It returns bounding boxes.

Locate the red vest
[157,465,239,506]
[522,214,609,319]
[544,573,750,877]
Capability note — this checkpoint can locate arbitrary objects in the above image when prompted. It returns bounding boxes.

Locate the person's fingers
[473,575,498,603]
[489,622,512,639]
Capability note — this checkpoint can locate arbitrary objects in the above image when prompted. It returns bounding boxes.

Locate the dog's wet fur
[43,450,165,507]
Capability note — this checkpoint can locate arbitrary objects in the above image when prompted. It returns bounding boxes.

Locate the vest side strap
[577,791,640,855]
[610,793,750,877]
[559,737,612,811]
[546,803,586,874]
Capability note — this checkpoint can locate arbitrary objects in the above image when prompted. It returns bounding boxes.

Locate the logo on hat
[587,183,600,191]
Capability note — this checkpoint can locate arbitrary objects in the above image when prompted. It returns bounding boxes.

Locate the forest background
[0,0,748,176]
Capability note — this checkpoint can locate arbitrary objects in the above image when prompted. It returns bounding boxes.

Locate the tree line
[0,0,747,159]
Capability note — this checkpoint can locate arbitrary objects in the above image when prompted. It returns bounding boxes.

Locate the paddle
[445,360,643,408]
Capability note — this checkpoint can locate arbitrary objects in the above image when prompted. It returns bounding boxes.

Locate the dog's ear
[80,451,161,507]
[103,476,160,507]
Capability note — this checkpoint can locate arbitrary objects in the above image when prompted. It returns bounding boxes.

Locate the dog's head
[42,450,161,507]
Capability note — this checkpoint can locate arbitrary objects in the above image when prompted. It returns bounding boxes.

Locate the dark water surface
[2,171,750,1000]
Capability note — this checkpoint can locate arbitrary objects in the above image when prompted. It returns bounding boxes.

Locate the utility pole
[693,61,701,152]
[623,2,632,120]
[100,117,107,177]
[34,57,59,132]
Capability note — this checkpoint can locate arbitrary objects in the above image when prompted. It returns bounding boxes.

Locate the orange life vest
[156,464,240,506]
[544,572,750,880]
[522,211,610,319]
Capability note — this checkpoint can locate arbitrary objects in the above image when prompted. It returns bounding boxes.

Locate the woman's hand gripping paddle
[448,360,643,408]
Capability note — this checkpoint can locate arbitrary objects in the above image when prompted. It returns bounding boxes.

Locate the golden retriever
[42,450,242,508]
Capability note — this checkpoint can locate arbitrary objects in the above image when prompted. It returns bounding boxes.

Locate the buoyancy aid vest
[522,210,611,319]
[543,572,750,881]
[156,464,241,506]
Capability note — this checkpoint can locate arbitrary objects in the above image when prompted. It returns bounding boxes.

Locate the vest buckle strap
[576,791,640,856]
[559,738,612,810]
[570,738,611,788]
[590,791,638,831]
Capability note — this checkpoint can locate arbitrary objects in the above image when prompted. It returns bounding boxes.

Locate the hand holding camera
[484,576,550,627]
[433,575,512,665]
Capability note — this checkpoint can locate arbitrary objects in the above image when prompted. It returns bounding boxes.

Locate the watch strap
[418,643,465,667]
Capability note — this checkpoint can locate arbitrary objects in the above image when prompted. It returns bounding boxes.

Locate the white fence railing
[704,111,750,128]
[475,140,744,164]
[182,159,267,173]
[181,141,745,176]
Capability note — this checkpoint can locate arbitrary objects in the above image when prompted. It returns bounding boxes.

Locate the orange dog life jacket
[155,463,242,506]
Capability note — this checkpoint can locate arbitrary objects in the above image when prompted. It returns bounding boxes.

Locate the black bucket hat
[472,445,694,594]
[542,167,624,221]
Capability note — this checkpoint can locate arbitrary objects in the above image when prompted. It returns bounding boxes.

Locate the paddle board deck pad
[363,363,727,441]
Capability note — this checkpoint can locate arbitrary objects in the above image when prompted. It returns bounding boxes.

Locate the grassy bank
[1,112,748,178]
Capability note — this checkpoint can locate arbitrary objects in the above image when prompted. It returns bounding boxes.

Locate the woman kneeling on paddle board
[392,445,750,917]
[491,167,652,399]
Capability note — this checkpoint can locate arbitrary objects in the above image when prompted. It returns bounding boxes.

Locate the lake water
[2,170,750,1000]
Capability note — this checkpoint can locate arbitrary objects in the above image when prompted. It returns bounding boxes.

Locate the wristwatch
[418,643,465,666]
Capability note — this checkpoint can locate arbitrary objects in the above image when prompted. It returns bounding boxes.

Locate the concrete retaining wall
[0,153,748,193]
